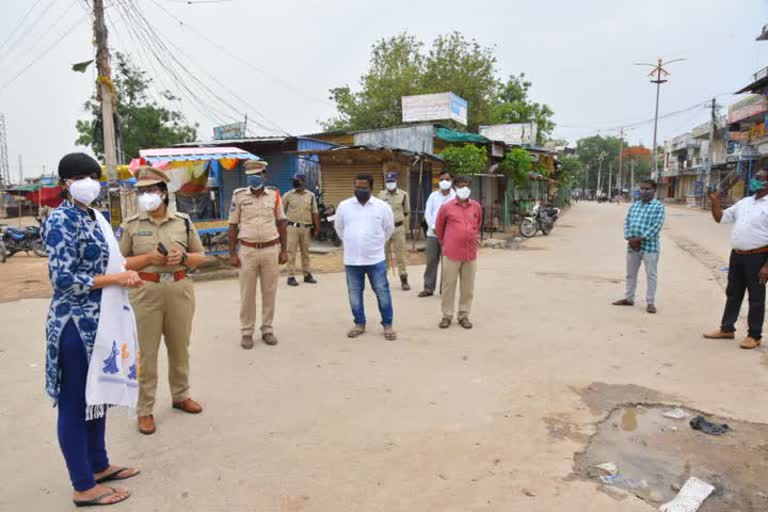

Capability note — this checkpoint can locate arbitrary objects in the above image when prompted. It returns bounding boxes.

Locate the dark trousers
[721,251,768,339]
[58,320,110,492]
[422,237,442,294]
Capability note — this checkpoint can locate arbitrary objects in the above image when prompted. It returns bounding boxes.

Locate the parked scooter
[0,222,47,258]
[315,188,341,246]
[519,203,560,238]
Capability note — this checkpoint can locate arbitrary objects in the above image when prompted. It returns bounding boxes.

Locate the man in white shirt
[335,174,397,340]
[419,171,456,297]
[704,169,768,349]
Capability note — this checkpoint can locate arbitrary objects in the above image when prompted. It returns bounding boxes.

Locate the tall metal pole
[630,158,636,195]
[651,67,662,179]
[607,161,613,200]
[597,157,603,196]
[93,0,119,222]
[704,98,717,208]
[618,127,625,197]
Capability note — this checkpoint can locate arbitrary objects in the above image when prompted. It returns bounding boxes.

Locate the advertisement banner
[402,92,468,126]
[213,122,245,140]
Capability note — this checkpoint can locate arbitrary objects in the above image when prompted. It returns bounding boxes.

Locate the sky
[1,0,767,180]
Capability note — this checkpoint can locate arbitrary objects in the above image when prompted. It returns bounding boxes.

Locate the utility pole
[0,114,9,188]
[17,154,23,185]
[704,98,717,208]
[607,161,613,200]
[596,151,607,198]
[93,0,119,223]
[635,58,686,180]
[618,128,625,198]
[630,158,636,197]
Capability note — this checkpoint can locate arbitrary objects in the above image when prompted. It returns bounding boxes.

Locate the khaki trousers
[130,277,195,416]
[441,257,477,320]
[287,225,311,276]
[386,225,408,277]
[239,244,279,336]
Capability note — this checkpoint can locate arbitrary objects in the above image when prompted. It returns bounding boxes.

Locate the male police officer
[378,171,411,290]
[228,160,288,348]
[282,172,320,286]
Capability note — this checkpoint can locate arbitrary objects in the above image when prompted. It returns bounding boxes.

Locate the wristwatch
[180,252,189,266]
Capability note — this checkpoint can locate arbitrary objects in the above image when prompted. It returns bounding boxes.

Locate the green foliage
[494,74,555,144]
[574,135,622,190]
[440,144,488,175]
[76,52,198,161]
[556,155,582,186]
[323,31,555,137]
[498,147,532,187]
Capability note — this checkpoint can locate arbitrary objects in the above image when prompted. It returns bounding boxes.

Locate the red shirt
[435,198,483,261]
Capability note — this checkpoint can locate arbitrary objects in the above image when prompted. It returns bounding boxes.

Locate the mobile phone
[157,242,168,256]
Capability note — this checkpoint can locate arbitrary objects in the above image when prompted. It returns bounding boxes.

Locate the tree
[498,147,532,188]
[557,155,582,186]
[440,144,488,175]
[622,146,653,188]
[494,74,555,144]
[76,52,198,162]
[574,135,622,191]
[324,31,555,137]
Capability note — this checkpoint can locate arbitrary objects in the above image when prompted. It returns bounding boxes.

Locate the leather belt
[394,221,404,228]
[734,247,768,255]
[240,238,281,249]
[287,221,313,228]
[139,270,187,283]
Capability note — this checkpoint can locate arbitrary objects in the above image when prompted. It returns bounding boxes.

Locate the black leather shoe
[304,273,317,284]
[287,277,299,286]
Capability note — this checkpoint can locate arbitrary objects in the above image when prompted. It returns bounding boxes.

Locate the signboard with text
[213,122,245,140]
[402,92,468,126]
[479,123,538,146]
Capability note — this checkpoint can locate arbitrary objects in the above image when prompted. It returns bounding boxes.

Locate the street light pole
[635,58,686,182]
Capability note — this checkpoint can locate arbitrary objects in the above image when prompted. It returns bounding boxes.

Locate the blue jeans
[58,320,110,492]
[345,260,394,326]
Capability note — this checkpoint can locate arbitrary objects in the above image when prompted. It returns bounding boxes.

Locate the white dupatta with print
[84,210,139,420]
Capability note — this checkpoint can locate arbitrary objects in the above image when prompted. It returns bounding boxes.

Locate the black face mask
[354,189,371,202]
[293,180,304,189]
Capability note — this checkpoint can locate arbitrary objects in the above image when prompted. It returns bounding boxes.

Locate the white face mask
[138,192,164,212]
[456,187,471,200]
[68,178,102,206]
[439,179,452,191]
[386,182,397,191]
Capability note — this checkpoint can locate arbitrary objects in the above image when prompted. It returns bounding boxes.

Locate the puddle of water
[574,404,768,511]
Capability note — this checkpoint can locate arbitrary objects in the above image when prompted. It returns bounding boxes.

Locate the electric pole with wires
[93,0,120,225]
[634,58,686,181]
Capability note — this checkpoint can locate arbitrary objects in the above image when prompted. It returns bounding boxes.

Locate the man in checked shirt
[612,179,666,314]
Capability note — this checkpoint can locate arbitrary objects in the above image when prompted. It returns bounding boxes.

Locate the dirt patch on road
[574,404,768,511]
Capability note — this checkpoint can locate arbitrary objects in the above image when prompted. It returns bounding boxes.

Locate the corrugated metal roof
[139,146,261,163]
[295,144,444,162]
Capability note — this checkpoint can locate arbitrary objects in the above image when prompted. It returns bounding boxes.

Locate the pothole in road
[573,402,768,511]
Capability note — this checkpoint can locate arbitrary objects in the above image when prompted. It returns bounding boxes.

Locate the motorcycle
[315,189,341,247]
[0,223,48,258]
[519,203,560,238]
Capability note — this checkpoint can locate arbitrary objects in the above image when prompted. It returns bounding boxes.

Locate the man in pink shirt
[435,175,483,329]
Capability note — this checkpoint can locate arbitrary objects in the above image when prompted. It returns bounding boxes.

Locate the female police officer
[118,166,205,435]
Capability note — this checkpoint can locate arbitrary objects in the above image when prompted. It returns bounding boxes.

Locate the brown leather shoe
[262,332,278,346]
[703,330,736,340]
[458,317,473,329]
[646,304,657,314]
[137,415,155,435]
[241,335,254,349]
[439,317,452,329]
[740,337,762,350]
[612,299,634,306]
[172,398,203,414]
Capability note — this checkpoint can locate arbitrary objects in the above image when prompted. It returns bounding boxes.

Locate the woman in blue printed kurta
[44,153,142,507]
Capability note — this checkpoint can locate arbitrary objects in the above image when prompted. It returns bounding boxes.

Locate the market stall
[130,147,262,254]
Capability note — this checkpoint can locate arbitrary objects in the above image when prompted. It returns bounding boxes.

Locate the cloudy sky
[1,0,767,179]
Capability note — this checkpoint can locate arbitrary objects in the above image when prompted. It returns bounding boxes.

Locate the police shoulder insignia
[115,227,124,240]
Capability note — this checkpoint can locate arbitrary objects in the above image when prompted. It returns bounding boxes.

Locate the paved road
[1,201,765,511]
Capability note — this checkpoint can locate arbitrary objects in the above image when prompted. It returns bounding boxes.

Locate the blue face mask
[750,177,766,193]
[247,174,264,189]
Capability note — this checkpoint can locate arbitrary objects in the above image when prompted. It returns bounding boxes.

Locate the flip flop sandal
[384,330,397,341]
[73,487,130,507]
[347,326,366,338]
[95,467,140,484]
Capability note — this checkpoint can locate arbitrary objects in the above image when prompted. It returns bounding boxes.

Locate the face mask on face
[247,175,264,190]
[456,187,471,200]
[386,182,397,191]
[293,179,304,189]
[354,189,371,203]
[639,189,655,201]
[138,192,164,212]
[750,178,767,193]
[68,177,102,206]
[439,179,452,191]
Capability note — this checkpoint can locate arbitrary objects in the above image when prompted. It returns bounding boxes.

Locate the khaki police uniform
[282,188,317,277]
[378,188,410,277]
[229,186,286,336]
[118,208,204,417]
